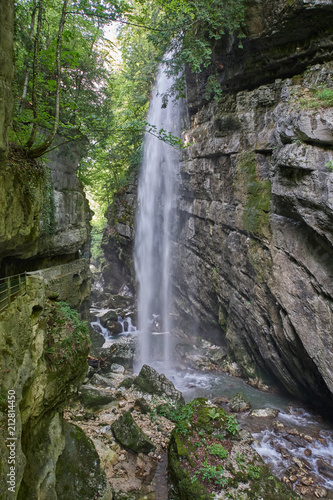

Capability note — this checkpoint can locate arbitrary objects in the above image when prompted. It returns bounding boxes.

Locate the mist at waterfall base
[133,61,181,374]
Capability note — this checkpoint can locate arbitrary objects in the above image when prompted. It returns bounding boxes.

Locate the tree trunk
[19,0,37,114]
[25,0,43,149]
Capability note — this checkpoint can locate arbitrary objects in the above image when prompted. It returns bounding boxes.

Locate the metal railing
[0,273,27,313]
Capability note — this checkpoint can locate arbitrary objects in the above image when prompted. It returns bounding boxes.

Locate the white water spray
[134,62,182,372]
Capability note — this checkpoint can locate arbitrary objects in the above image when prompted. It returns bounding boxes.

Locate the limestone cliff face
[0,139,92,276]
[172,0,333,409]
[102,182,137,294]
[174,64,333,409]
[104,0,333,410]
[0,277,110,499]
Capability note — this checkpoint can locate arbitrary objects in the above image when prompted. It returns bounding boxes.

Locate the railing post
[7,277,11,306]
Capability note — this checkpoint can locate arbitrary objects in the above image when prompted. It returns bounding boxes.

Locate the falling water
[134,62,182,373]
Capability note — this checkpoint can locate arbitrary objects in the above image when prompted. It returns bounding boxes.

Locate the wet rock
[212,396,230,407]
[111,411,155,454]
[304,448,312,457]
[101,336,138,371]
[100,309,118,327]
[238,429,254,444]
[110,363,125,374]
[296,484,313,496]
[229,392,251,412]
[79,385,116,410]
[250,408,279,418]
[283,433,308,447]
[292,456,311,470]
[274,421,285,430]
[133,365,184,403]
[279,447,291,459]
[317,459,333,480]
[106,320,123,335]
[108,294,132,309]
[300,476,314,486]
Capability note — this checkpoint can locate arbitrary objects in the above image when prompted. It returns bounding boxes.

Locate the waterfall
[134,62,181,373]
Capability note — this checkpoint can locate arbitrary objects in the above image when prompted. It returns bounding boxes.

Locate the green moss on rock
[236,151,271,238]
[111,411,155,454]
[56,421,110,499]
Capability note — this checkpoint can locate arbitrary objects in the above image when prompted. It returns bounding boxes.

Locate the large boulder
[56,421,111,499]
[133,365,184,404]
[111,411,155,454]
[100,336,138,371]
[78,385,116,410]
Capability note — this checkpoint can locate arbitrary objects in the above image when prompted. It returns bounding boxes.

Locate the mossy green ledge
[168,398,300,500]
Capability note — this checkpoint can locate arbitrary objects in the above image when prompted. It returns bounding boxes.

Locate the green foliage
[156,400,185,422]
[45,301,90,366]
[208,443,228,459]
[235,452,246,470]
[299,84,333,109]
[226,414,239,435]
[207,408,220,420]
[134,0,246,101]
[192,460,227,487]
[325,160,333,171]
[13,0,131,157]
[247,464,261,480]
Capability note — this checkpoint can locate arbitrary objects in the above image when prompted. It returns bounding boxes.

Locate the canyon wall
[105,0,333,410]
[172,0,333,409]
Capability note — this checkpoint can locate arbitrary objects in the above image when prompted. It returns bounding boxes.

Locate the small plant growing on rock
[208,408,220,420]
[208,444,228,459]
[325,160,333,172]
[192,460,227,487]
[247,464,261,480]
[226,415,239,435]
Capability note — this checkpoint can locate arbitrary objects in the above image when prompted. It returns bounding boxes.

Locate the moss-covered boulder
[111,411,155,454]
[168,398,301,500]
[56,421,111,499]
[133,365,184,404]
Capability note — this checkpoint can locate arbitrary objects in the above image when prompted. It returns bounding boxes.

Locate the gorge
[0,0,333,498]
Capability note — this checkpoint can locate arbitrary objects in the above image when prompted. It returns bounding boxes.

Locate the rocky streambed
[63,315,333,499]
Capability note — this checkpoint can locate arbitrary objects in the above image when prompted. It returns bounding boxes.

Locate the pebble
[304,448,312,457]
[300,476,313,486]
[314,486,328,498]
